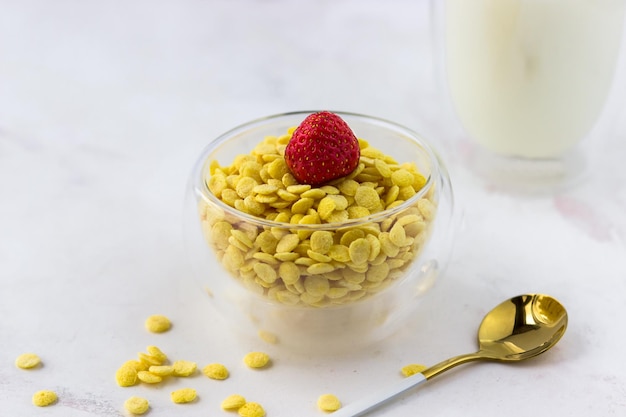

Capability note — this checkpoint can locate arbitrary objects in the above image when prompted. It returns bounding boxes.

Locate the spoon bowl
[333,294,568,417]
[477,294,568,360]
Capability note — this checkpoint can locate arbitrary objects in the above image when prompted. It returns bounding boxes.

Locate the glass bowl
[185,111,454,353]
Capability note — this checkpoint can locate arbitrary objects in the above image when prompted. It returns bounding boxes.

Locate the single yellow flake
[203,363,229,380]
[258,330,278,344]
[146,345,168,363]
[170,387,197,404]
[145,314,171,333]
[238,401,266,417]
[173,360,197,376]
[122,359,147,372]
[115,364,138,387]
[124,396,150,414]
[243,352,270,369]
[137,370,162,384]
[221,394,247,410]
[138,352,163,367]
[148,365,174,377]
[401,363,427,377]
[15,353,41,369]
[32,390,57,407]
[317,393,342,412]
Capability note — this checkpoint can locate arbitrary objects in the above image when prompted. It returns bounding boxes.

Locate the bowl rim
[192,110,443,230]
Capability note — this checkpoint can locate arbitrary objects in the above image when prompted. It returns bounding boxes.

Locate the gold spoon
[332,294,568,417]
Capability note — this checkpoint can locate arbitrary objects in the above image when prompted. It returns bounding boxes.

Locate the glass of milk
[437,0,626,191]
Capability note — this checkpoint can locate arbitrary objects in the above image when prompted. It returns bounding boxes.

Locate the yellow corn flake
[354,186,381,211]
[348,238,371,265]
[328,245,350,263]
[202,363,230,380]
[122,360,148,372]
[124,396,150,415]
[116,364,138,387]
[391,168,414,187]
[145,314,171,333]
[15,353,41,369]
[366,263,390,283]
[412,171,427,190]
[317,196,337,220]
[146,345,168,363]
[148,365,175,377]
[417,198,436,221]
[138,352,163,367]
[253,262,277,284]
[221,394,247,410]
[291,197,314,214]
[235,176,258,198]
[243,352,270,369]
[32,390,57,407]
[389,223,408,247]
[347,205,370,219]
[238,401,266,417]
[173,360,197,377]
[317,393,342,412]
[267,158,289,179]
[336,179,359,196]
[258,330,278,344]
[339,229,364,246]
[300,188,326,199]
[286,184,310,194]
[278,261,300,285]
[401,363,427,377]
[326,208,349,223]
[170,388,197,404]
[276,233,300,253]
[310,231,333,254]
[304,275,330,296]
[137,370,162,384]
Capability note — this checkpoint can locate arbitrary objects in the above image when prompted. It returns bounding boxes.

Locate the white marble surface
[2,0,626,416]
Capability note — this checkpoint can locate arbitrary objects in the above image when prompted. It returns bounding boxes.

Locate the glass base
[463,143,588,195]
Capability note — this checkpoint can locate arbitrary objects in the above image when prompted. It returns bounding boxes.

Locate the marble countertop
[2,1,626,416]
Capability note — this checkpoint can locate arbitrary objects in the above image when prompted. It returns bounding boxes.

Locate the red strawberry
[284,111,360,186]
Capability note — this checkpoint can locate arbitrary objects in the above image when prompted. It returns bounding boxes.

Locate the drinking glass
[433,0,626,192]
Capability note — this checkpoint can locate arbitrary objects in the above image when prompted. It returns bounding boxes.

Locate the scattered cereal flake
[173,360,197,377]
[238,401,266,417]
[401,363,427,377]
[148,365,174,377]
[137,370,162,384]
[124,396,150,415]
[32,390,57,407]
[171,388,197,404]
[15,353,41,369]
[138,352,163,367]
[202,363,229,380]
[258,330,278,344]
[243,352,270,369]
[145,315,171,333]
[221,394,247,410]
[146,345,168,363]
[122,359,148,372]
[317,394,342,412]
[116,364,138,387]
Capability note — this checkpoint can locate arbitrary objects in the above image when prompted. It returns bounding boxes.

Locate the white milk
[444,0,625,158]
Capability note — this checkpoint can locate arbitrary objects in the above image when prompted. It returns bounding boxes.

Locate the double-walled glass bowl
[185,111,454,353]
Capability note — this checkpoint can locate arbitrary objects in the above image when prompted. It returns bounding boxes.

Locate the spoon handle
[329,372,428,417]
[330,352,484,417]
[422,351,484,380]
